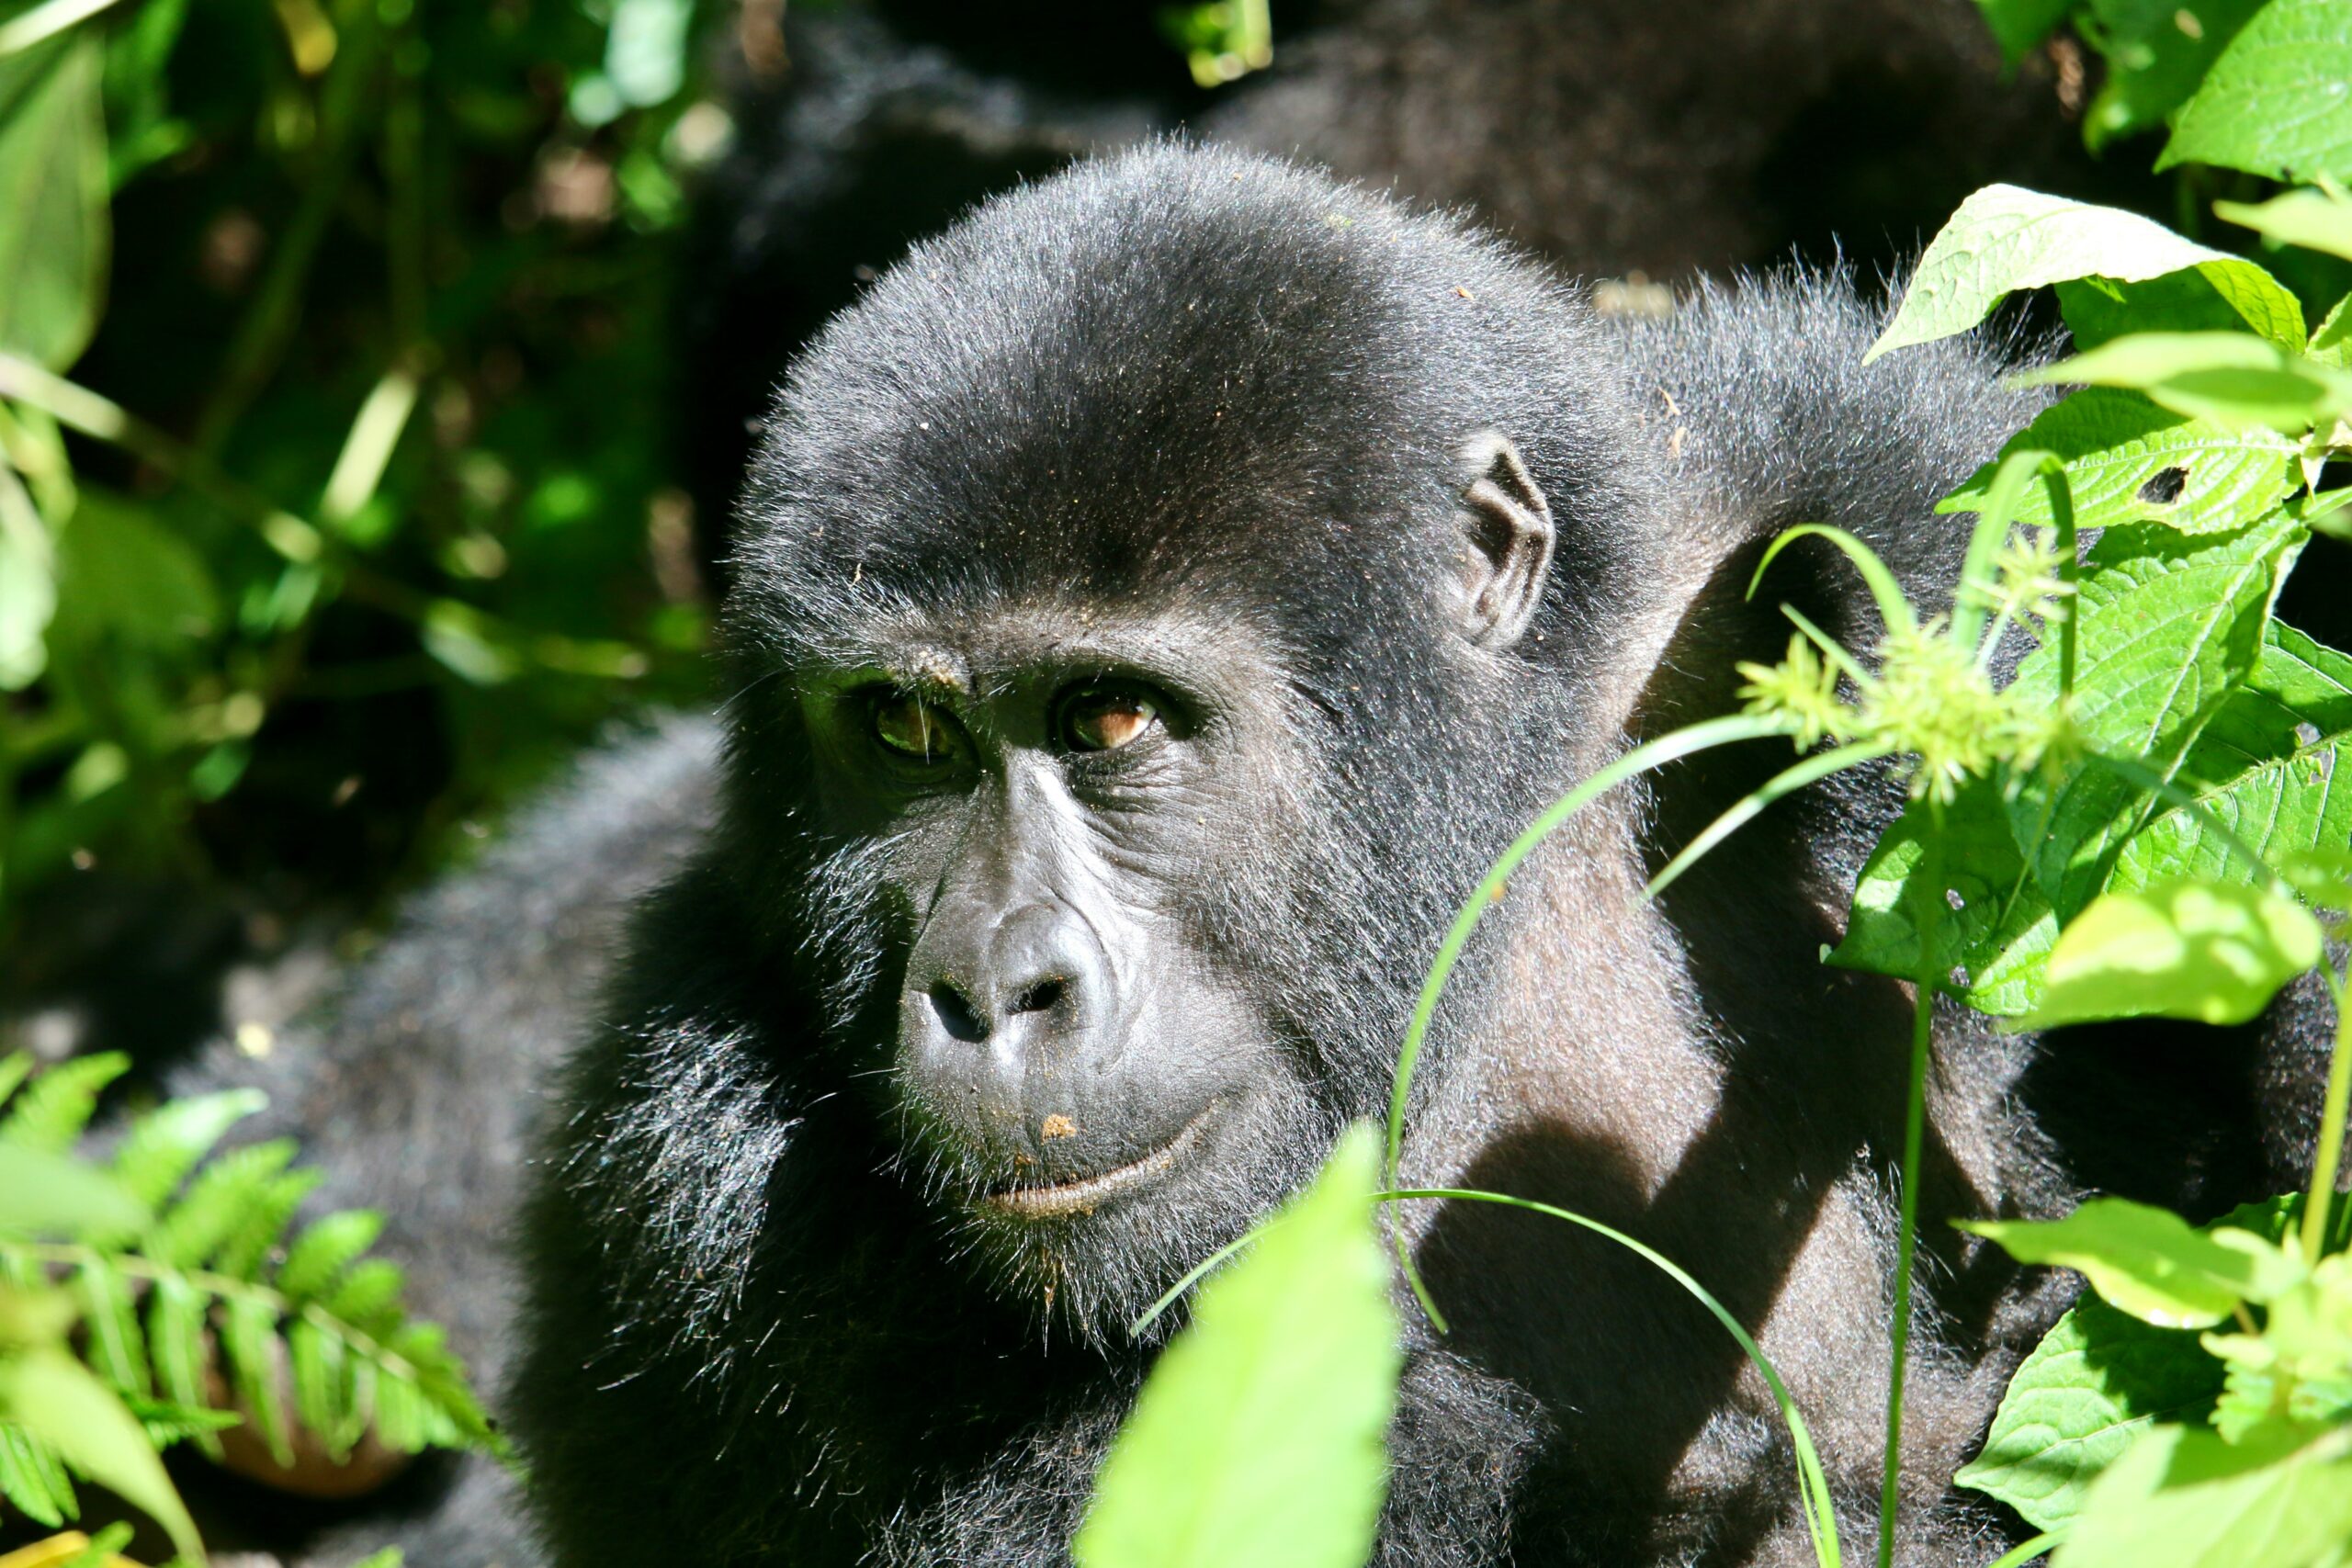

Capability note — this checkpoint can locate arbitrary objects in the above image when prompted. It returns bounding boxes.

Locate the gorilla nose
[908,904,1106,1063]
[926,971,1069,1044]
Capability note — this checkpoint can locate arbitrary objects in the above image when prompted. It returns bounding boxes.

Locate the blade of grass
[1645,742,1894,900]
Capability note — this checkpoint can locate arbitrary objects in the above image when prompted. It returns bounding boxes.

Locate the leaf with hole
[1939,388,2299,536]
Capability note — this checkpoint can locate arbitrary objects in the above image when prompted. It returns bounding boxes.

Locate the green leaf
[2007,512,2305,916]
[1963,1197,2303,1328]
[0,1145,148,1238]
[2311,295,2352,372]
[2054,1421,2352,1568]
[2217,187,2352,265]
[0,1417,76,1526]
[1870,186,2306,360]
[73,1259,150,1400]
[277,1209,384,1303]
[1939,388,2299,536]
[1958,1294,2224,1531]
[220,1294,291,1468]
[143,1272,216,1460]
[288,1314,356,1459]
[0,38,109,370]
[49,489,221,652]
[111,1088,266,1209]
[0,479,54,691]
[1830,772,2058,1014]
[2025,878,2324,1028]
[2163,0,2352,184]
[0,1345,205,1563]
[2113,625,2352,892]
[1074,1125,1401,1568]
[152,1139,300,1269]
[2021,332,2352,432]
[0,1054,127,1155]
[2078,0,2267,150]
[1975,0,2078,62]
[209,1156,318,1282]
[322,1258,404,1335]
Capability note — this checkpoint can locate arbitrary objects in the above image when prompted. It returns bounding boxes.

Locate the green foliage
[2024,879,2322,1026]
[0,36,107,371]
[0,1051,500,1550]
[1076,1125,1400,1568]
[2160,0,2352,182]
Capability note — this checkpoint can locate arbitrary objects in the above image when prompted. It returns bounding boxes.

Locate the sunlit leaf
[0,1347,203,1563]
[2054,1420,2352,1568]
[1075,1125,1400,1568]
[1957,1294,2223,1531]
[2162,0,2352,184]
[2024,878,2323,1029]
[2021,332,2352,432]
[2078,0,2266,150]
[1963,1197,2302,1328]
[1870,186,2306,361]
[2216,187,2352,265]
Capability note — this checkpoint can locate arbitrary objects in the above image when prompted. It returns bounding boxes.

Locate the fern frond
[0,1054,35,1115]
[0,1056,128,1156]
[0,1418,77,1527]
[111,1089,266,1213]
[0,1057,506,1484]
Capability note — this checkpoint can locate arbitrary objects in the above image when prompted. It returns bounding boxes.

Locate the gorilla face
[775,602,1336,1327]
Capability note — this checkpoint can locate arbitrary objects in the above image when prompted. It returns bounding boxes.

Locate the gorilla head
[718,145,1677,1332]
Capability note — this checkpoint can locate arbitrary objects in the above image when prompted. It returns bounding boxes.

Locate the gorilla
[488,144,2297,1567]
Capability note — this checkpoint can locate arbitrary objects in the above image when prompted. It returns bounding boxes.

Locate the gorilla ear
[1452,432,1556,649]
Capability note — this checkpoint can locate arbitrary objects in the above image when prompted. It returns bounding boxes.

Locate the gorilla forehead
[729,144,1652,661]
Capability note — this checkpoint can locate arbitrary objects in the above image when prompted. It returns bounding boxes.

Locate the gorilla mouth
[981,1104,1217,1220]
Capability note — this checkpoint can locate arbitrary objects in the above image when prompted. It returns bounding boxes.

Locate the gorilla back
[514,146,2074,1566]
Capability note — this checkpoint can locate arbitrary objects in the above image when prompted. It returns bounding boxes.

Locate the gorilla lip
[981,1104,1216,1219]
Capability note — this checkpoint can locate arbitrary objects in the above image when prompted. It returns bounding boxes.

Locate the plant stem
[1880,797,1944,1568]
[2300,963,2352,1265]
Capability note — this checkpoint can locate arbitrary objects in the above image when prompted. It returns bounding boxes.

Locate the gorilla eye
[870,693,968,763]
[1057,684,1162,753]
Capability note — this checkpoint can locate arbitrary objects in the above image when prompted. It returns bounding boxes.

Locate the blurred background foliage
[0,0,1277,989]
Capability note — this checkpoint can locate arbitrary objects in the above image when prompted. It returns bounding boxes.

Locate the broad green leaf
[48,490,220,653]
[1975,0,2076,62]
[0,39,108,369]
[2078,0,2266,150]
[0,1145,146,1238]
[1963,1198,2302,1327]
[1957,1294,2223,1532]
[2006,512,2305,916]
[1075,1125,1400,1568]
[2312,295,2352,372]
[2021,332,2352,432]
[2025,879,2323,1028]
[1829,772,2056,1015]
[2057,266,2309,352]
[2114,624,2352,891]
[2217,188,2352,265]
[1939,388,2298,536]
[2054,1421,2352,1568]
[2163,0,2352,184]
[1870,186,2306,360]
[0,1346,204,1563]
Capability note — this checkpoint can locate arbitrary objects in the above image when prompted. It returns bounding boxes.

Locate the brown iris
[1058,685,1160,752]
[872,693,967,762]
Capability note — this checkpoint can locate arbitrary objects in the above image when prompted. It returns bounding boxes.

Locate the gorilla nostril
[930,983,989,1043]
[1009,977,1066,1016]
